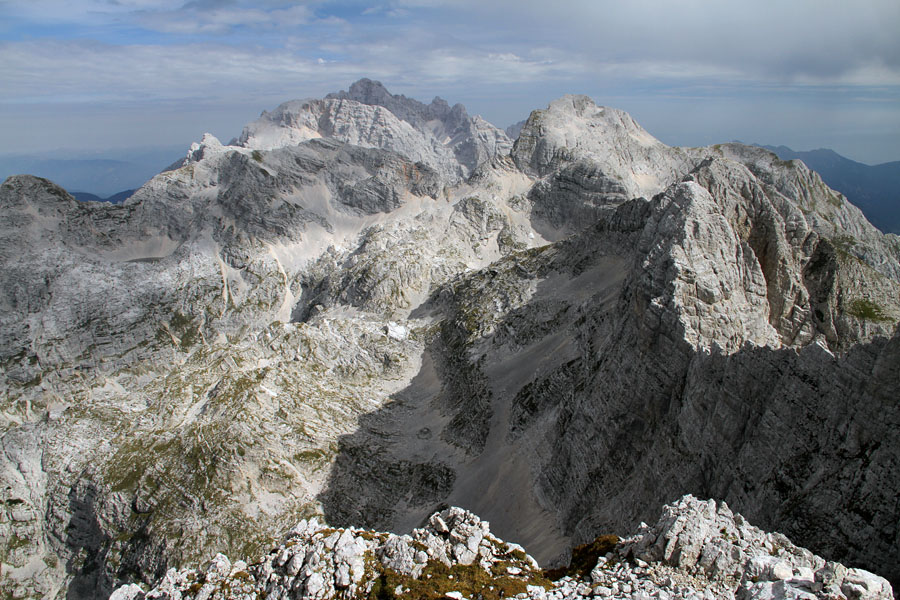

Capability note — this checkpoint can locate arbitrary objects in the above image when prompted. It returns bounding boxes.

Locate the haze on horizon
[1,0,899,166]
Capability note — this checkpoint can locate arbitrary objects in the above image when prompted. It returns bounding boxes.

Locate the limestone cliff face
[234,78,512,184]
[511,95,694,200]
[328,154,899,575]
[1,82,899,599]
[0,138,470,599]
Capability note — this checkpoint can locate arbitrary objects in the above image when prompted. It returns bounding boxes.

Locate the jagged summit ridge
[110,496,893,600]
[326,78,459,130]
[232,78,512,183]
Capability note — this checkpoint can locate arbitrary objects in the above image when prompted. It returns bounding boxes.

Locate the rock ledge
[111,496,893,600]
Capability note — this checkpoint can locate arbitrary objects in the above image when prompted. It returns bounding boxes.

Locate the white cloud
[465,0,900,86]
[2,0,320,35]
[1,0,899,162]
[0,40,326,103]
[0,0,183,24]
[136,3,315,34]
[3,0,897,109]
[5,0,898,88]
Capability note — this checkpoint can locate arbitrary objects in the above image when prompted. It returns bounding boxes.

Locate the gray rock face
[234,78,512,184]
[110,497,893,600]
[327,78,513,175]
[606,496,894,600]
[414,172,900,573]
[110,506,545,600]
[708,143,900,282]
[0,138,472,599]
[2,82,899,599]
[506,119,528,141]
[526,159,630,236]
[511,95,695,199]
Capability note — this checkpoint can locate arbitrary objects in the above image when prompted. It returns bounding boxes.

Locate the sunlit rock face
[234,78,512,185]
[1,79,899,599]
[110,496,894,600]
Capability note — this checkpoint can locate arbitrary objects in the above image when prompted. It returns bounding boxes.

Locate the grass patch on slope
[368,559,552,600]
[846,298,893,322]
[543,535,619,581]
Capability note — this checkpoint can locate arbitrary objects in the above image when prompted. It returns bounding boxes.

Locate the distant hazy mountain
[505,119,527,140]
[69,191,104,203]
[71,189,136,204]
[761,145,900,234]
[0,147,181,197]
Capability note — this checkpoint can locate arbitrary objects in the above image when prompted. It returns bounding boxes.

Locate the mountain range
[0,148,182,199]
[1,79,898,600]
[71,190,137,204]
[760,145,900,235]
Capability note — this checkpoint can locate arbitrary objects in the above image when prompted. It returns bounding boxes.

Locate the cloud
[1,0,321,36]
[4,0,898,87]
[0,40,338,104]
[3,0,898,98]
[467,0,900,86]
[137,3,316,35]
[0,32,578,108]
[1,0,898,162]
[0,0,183,26]
[3,0,898,117]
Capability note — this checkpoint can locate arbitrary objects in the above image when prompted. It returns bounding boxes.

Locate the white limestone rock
[111,498,893,600]
[612,496,893,600]
[236,78,512,184]
[109,584,145,600]
[511,94,695,200]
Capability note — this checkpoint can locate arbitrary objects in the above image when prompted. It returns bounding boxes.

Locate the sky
[1,0,899,165]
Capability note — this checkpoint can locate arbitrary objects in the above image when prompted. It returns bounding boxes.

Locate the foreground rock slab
[110,495,893,600]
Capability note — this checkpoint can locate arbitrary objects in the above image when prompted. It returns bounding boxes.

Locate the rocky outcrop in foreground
[110,496,893,600]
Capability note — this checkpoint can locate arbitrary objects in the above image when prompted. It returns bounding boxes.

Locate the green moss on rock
[543,534,619,581]
[368,559,551,600]
[846,298,892,322]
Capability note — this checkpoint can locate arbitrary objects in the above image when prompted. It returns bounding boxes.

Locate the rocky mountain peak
[429,95,452,114]
[327,78,463,127]
[512,94,689,201]
[184,132,226,164]
[343,77,394,105]
[232,79,511,183]
[0,173,75,209]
